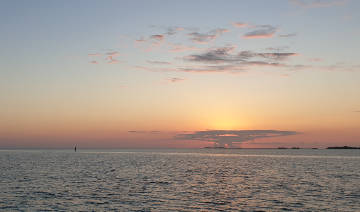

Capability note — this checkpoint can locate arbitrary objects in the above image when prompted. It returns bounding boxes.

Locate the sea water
[0,149,359,211]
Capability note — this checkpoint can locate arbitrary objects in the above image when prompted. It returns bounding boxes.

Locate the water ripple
[0,149,359,211]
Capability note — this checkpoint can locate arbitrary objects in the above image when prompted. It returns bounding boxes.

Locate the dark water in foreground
[0,149,359,211]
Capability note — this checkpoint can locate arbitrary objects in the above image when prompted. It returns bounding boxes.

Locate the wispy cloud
[88,53,101,56]
[257,52,299,60]
[105,51,120,64]
[184,46,239,63]
[243,25,277,39]
[188,28,229,44]
[134,34,165,51]
[135,64,244,74]
[88,51,120,64]
[168,43,200,53]
[308,57,323,62]
[135,37,146,43]
[165,26,184,35]
[136,45,299,74]
[232,22,248,28]
[150,34,165,42]
[147,60,171,65]
[167,77,185,83]
[319,63,360,72]
[175,130,298,147]
[107,59,119,64]
[106,51,120,57]
[150,25,185,36]
[279,33,297,38]
[290,0,347,8]
[128,130,161,134]
[266,46,290,51]
[178,65,246,74]
[185,46,298,64]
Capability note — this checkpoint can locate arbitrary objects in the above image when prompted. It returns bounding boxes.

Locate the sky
[1,0,360,148]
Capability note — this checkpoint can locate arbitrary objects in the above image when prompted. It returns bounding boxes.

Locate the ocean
[0,149,359,211]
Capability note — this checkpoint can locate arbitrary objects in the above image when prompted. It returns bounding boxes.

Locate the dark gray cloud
[175,130,298,147]
[188,28,228,44]
[184,46,239,63]
[256,53,298,60]
[243,25,277,39]
[179,64,246,73]
[185,47,298,64]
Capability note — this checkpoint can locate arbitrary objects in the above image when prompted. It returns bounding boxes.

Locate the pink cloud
[169,44,200,52]
[243,33,275,39]
[106,51,119,56]
[309,58,323,62]
[232,22,248,28]
[150,34,165,41]
[135,38,146,43]
[104,51,120,63]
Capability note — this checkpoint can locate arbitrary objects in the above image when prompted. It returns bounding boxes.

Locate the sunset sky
[1,0,360,148]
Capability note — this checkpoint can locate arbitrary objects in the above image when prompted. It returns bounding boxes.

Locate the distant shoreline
[203,146,360,150]
[326,146,360,149]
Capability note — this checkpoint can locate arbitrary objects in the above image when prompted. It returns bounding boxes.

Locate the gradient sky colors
[1,0,360,148]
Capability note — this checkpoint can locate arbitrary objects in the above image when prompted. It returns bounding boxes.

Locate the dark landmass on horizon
[327,146,360,149]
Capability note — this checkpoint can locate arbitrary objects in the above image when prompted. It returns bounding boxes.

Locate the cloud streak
[167,77,185,83]
[128,130,161,134]
[169,43,200,52]
[147,60,171,65]
[290,0,347,8]
[232,22,248,28]
[243,25,277,39]
[105,51,120,64]
[150,34,165,42]
[185,46,298,64]
[188,28,229,44]
[136,45,300,74]
[279,33,297,38]
[175,130,298,147]
[88,53,101,56]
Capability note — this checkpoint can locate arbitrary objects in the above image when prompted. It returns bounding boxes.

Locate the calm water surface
[0,149,359,211]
